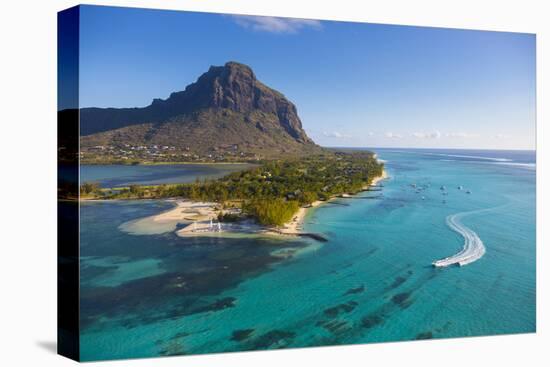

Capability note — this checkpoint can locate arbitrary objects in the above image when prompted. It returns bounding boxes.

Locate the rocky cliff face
[80,62,314,148]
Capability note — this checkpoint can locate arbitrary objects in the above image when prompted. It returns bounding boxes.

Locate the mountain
[79,62,322,161]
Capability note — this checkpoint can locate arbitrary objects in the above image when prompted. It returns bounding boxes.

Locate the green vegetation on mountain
[78,61,323,163]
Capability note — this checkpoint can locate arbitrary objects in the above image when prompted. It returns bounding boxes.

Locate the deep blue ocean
[78,149,536,360]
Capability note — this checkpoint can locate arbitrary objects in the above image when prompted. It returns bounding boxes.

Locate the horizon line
[323,146,536,152]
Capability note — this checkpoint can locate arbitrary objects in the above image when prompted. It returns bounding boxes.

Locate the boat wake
[432,211,486,267]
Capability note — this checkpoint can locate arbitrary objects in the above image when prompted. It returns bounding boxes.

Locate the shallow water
[78,149,535,360]
[80,163,256,187]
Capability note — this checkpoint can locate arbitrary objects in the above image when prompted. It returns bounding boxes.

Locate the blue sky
[76,5,536,150]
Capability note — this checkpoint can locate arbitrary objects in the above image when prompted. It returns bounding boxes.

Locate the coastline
[369,169,388,187]
[119,200,220,235]
[118,169,388,241]
[275,169,389,237]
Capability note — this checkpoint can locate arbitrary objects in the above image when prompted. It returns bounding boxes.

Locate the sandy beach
[366,169,388,189]
[120,169,388,239]
[273,200,325,235]
[271,169,388,236]
[119,200,220,235]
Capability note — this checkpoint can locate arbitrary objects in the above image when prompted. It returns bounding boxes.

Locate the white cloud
[445,132,480,138]
[323,131,351,139]
[231,15,322,34]
[410,131,482,139]
[368,132,375,137]
[412,131,441,139]
[384,132,403,139]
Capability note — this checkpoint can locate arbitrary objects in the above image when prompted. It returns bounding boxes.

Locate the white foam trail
[492,162,536,170]
[443,154,511,162]
[439,158,535,170]
[432,211,486,267]
[425,152,512,162]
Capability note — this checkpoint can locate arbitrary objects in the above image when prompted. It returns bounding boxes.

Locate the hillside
[79,62,323,163]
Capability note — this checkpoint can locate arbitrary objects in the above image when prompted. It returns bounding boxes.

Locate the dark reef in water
[251,330,296,349]
[194,297,236,313]
[388,270,414,290]
[343,285,366,296]
[324,301,359,318]
[392,292,410,304]
[361,314,384,329]
[79,230,305,332]
[316,319,350,335]
[315,300,359,336]
[169,331,190,340]
[415,331,433,340]
[391,292,413,309]
[390,276,408,289]
[231,329,255,342]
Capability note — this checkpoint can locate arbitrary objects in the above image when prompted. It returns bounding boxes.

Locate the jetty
[338,195,382,200]
[366,187,383,192]
[270,229,328,242]
[298,232,329,242]
[432,212,486,267]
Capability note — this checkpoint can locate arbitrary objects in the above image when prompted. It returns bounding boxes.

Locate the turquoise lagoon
[79,149,536,360]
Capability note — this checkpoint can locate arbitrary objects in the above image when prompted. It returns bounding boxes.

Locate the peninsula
[83,151,386,239]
